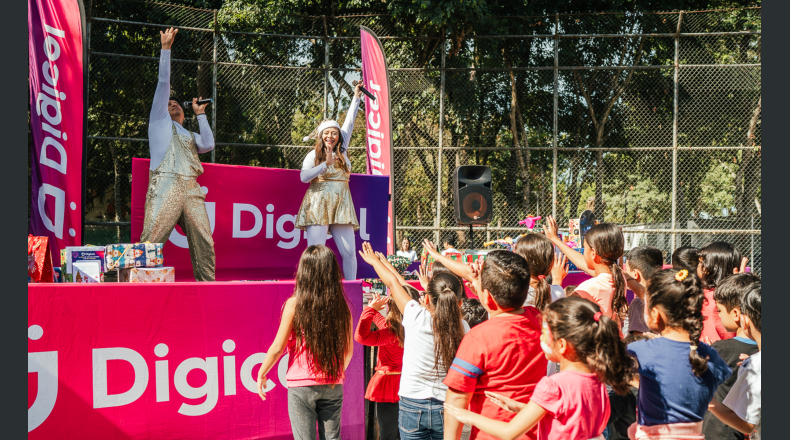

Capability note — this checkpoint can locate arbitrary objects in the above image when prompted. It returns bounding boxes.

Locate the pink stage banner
[130,159,389,281]
[360,26,395,255]
[28,281,365,439]
[28,0,85,261]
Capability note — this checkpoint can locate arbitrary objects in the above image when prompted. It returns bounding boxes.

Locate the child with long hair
[626,269,731,439]
[697,242,743,342]
[359,242,469,440]
[513,234,567,311]
[544,216,628,326]
[444,297,634,440]
[256,245,354,440]
[355,285,421,440]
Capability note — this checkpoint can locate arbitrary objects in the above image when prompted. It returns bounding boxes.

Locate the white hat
[303,120,341,142]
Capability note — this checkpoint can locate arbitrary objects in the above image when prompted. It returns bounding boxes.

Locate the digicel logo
[28,324,291,432]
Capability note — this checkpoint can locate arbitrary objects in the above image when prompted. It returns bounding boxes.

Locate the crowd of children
[257,216,761,440]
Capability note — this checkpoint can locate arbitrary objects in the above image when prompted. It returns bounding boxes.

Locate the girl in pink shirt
[255,245,354,440]
[444,297,634,440]
[544,217,628,326]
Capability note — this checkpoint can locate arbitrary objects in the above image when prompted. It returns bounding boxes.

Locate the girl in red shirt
[355,287,420,440]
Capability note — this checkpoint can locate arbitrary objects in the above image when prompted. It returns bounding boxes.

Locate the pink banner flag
[28,0,85,261]
[360,26,396,255]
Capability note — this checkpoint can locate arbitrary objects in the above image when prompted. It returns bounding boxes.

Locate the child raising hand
[444,297,634,440]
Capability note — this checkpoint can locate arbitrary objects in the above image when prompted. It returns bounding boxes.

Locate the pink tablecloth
[28,281,365,440]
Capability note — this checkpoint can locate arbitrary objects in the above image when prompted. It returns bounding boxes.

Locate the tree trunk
[735,96,761,217]
[507,70,530,222]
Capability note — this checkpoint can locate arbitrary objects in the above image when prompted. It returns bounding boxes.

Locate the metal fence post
[211,10,218,163]
[435,39,446,244]
[552,13,559,221]
[323,15,329,119]
[670,12,683,255]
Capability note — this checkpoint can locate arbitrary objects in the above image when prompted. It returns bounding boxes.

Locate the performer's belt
[376,370,401,376]
[151,171,200,180]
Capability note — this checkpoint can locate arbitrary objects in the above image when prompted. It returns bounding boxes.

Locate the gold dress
[294,159,359,231]
[140,122,215,281]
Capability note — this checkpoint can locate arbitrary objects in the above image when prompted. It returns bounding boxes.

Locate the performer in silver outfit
[140,27,216,281]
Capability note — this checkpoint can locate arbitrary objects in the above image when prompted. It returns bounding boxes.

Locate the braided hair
[645,268,709,376]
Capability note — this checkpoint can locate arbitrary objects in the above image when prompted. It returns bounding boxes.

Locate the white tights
[305,224,357,280]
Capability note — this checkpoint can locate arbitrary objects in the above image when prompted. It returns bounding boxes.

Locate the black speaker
[453,165,493,225]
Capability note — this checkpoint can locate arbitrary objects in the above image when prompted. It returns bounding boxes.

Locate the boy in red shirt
[433,250,547,440]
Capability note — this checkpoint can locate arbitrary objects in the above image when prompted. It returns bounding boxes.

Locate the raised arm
[359,242,412,313]
[375,251,409,285]
[543,215,594,276]
[355,298,398,347]
[422,239,475,282]
[150,28,177,123]
[340,84,363,153]
[191,97,215,153]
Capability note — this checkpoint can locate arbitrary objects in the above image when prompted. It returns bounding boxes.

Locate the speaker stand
[468,224,474,249]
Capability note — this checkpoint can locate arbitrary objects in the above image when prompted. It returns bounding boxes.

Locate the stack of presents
[28,235,175,284]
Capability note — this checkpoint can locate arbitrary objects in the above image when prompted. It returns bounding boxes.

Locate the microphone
[183,98,213,109]
[352,80,377,101]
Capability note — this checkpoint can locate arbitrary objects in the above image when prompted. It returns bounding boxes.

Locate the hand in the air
[368,293,389,311]
[192,96,208,116]
[543,216,560,241]
[422,239,440,257]
[551,253,569,285]
[160,27,178,50]
[358,242,379,266]
[354,82,364,98]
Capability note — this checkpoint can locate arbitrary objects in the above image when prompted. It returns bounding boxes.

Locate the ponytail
[646,269,709,376]
[609,261,627,322]
[425,273,466,373]
[514,233,554,310]
[544,297,635,395]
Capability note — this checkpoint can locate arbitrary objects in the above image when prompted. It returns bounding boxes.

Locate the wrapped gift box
[105,243,164,270]
[118,266,175,283]
[64,246,106,282]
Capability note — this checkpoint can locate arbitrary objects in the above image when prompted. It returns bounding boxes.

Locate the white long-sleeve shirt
[300,96,360,183]
[148,49,215,170]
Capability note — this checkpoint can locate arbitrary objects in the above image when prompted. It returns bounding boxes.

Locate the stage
[28,281,366,439]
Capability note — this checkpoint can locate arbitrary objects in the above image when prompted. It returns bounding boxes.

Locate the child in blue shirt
[627,268,731,438]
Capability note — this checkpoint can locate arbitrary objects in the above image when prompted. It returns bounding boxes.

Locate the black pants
[376,401,400,440]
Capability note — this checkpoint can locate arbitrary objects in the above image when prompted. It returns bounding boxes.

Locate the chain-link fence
[60,0,761,273]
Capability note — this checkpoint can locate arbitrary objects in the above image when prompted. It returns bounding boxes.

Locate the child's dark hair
[514,233,554,310]
[584,223,627,320]
[739,281,761,332]
[565,285,578,297]
[646,269,709,377]
[461,298,488,328]
[385,285,422,347]
[544,297,635,395]
[698,242,742,289]
[672,246,699,273]
[480,250,531,309]
[430,261,466,298]
[626,246,663,281]
[442,233,457,249]
[714,273,761,313]
[425,272,466,373]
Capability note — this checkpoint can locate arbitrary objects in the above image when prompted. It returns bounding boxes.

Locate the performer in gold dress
[140,27,216,281]
[294,83,364,280]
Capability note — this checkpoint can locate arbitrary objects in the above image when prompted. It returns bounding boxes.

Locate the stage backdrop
[360,26,395,255]
[130,159,389,281]
[28,281,365,439]
[28,0,85,261]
